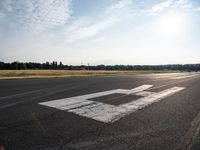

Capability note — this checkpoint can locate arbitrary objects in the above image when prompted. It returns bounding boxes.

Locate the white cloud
[65,18,117,43]
[93,37,105,42]
[176,0,189,5]
[172,0,193,9]
[63,0,132,43]
[194,7,200,12]
[148,0,173,16]
[181,3,192,9]
[145,0,195,16]
[106,0,132,13]
[0,0,72,33]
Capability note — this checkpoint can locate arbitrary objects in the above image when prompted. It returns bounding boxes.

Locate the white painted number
[39,85,185,123]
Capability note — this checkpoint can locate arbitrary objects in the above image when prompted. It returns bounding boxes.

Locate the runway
[0,72,200,150]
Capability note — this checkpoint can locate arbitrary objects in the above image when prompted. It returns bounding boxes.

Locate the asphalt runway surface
[0,72,200,150]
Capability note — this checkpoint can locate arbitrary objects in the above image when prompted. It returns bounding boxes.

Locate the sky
[0,0,200,65]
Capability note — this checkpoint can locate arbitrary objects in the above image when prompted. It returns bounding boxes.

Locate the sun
[157,11,186,36]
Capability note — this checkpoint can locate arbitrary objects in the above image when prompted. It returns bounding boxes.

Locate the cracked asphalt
[0,72,200,150]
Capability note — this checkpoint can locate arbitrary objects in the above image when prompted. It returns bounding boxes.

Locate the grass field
[0,70,174,80]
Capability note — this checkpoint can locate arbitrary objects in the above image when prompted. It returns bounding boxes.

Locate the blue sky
[0,0,200,65]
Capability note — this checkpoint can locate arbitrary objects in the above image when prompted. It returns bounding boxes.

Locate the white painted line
[0,89,45,100]
[40,99,94,110]
[120,87,185,111]
[39,85,153,109]
[171,74,198,79]
[124,85,153,95]
[39,85,185,123]
[69,102,127,123]
[100,87,185,123]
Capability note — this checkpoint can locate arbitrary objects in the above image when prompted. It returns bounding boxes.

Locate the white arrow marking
[39,85,152,110]
[39,85,185,123]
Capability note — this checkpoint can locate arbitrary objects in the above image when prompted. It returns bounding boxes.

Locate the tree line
[0,61,64,70]
[0,61,200,71]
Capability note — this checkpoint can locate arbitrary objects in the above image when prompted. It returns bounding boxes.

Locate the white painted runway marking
[171,74,199,79]
[39,85,185,123]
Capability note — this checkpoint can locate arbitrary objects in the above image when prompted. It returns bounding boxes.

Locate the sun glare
[157,11,186,36]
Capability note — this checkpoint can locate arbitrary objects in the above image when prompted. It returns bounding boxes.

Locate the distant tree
[11,62,19,69]
[59,61,63,69]
[0,62,5,69]
[19,63,27,69]
[51,61,58,69]
[45,62,50,69]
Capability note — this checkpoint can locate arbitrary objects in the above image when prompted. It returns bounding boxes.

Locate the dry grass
[0,70,172,80]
